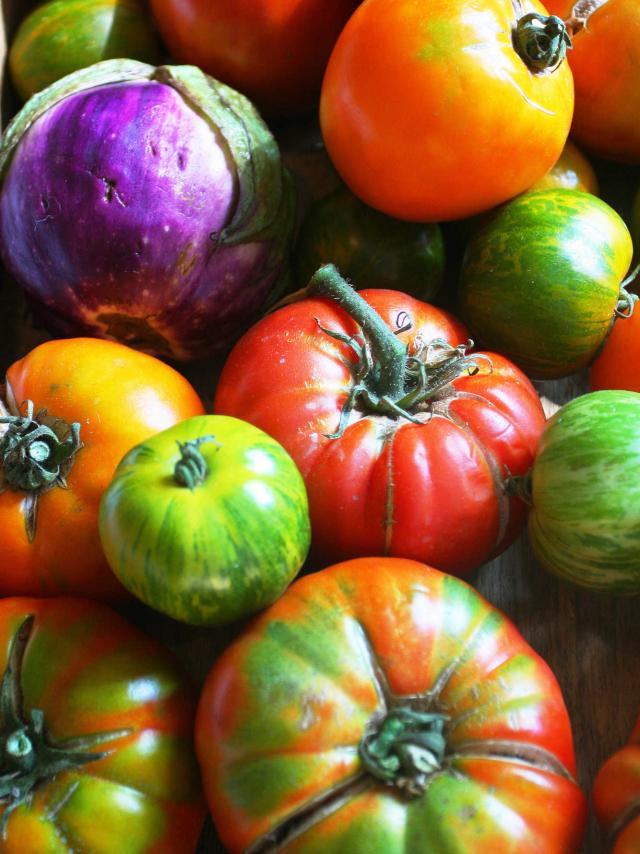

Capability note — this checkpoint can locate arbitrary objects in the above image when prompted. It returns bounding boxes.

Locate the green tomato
[529,390,640,593]
[459,189,633,378]
[99,415,311,625]
[295,186,445,299]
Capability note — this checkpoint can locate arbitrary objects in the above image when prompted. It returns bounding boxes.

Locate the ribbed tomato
[214,265,546,575]
[0,337,204,598]
[196,558,587,853]
[593,715,640,853]
[0,597,204,851]
[320,0,574,221]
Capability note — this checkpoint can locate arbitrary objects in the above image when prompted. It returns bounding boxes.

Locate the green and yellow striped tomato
[196,558,587,853]
[459,189,633,378]
[9,0,161,101]
[99,415,311,626]
[0,597,204,851]
[529,391,640,593]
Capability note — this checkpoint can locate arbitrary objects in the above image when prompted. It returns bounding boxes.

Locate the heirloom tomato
[320,0,574,221]
[593,714,640,853]
[529,139,598,194]
[459,189,634,378]
[0,337,204,598]
[546,0,640,162]
[215,265,546,576]
[100,415,310,626]
[196,558,587,853]
[528,391,640,593]
[591,307,640,392]
[0,597,204,851]
[149,0,361,116]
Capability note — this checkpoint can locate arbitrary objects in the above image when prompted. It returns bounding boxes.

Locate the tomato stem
[615,265,639,318]
[174,436,220,489]
[513,13,571,72]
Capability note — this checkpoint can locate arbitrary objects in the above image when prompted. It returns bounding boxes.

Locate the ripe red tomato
[546,0,640,162]
[149,0,361,115]
[593,714,640,852]
[320,0,574,221]
[214,266,546,576]
[197,558,587,853]
[590,311,640,392]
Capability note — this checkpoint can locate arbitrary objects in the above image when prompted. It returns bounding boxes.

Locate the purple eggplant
[0,61,295,361]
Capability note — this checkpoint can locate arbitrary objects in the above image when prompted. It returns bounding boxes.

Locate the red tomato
[590,311,640,392]
[546,0,640,162]
[196,558,587,853]
[593,715,640,853]
[320,0,574,221]
[214,266,546,575]
[149,0,361,115]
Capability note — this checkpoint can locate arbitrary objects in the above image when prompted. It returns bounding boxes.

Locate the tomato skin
[591,309,640,392]
[320,0,574,222]
[196,558,586,853]
[528,390,640,593]
[0,597,204,852]
[529,139,599,194]
[100,415,311,626]
[546,0,640,162]
[214,289,545,575]
[459,189,633,378]
[149,0,360,116]
[0,338,204,599]
[593,715,640,853]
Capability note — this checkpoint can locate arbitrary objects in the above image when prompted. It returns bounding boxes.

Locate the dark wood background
[1,3,639,852]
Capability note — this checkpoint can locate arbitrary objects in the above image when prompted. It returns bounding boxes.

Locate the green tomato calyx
[359,707,448,795]
[173,435,221,489]
[513,13,571,72]
[0,616,130,837]
[615,264,640,319]
[308,264,490,439]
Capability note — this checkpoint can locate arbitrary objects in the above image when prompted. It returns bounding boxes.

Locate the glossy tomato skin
[320,0,574,221]
[0,338,204,599]
[591,309,640,392]
[546,0,640,162]
[0,597,204,851]
[196,558,587,853]
[593,715,640,853]
[460,189,633,378]
[100,415,310,626]
[529,139,598,194]
[149,0,361,116]
[214,289,546,575]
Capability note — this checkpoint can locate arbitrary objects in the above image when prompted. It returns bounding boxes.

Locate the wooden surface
[1,3,639,852]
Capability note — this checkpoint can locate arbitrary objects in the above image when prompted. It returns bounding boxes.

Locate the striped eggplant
[99,415,311,626]
[459,189,634,378]
[528,390,640,593]
[0,60,294,361]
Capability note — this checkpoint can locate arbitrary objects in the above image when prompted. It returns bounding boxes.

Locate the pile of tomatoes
[1,0,640,852]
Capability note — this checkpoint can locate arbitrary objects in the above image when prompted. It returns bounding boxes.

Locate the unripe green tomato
[9,0,162,101]
[99,415,311,626]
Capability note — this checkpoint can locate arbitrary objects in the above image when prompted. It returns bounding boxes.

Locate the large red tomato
[593,714,640,852]
[546,0,640,162]
[149,0,361,115]
[196,558,587,853]
[0,337,204,598]
[320,0,574,221]
[214,265,546,575]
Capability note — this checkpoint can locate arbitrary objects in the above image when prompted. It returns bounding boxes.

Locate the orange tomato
[590,310,640,392]
[547,0,640,161]
[0,338,204,598]
[320,0,574,222]
[530,138,599,193]
[149,0,361,115]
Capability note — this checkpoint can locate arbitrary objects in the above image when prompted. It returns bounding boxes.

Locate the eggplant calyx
[513,12,572,72]
[359,707,449,795]
[0,616,130,837]
[307,264,490,440]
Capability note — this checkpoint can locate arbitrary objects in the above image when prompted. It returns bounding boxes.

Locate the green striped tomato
[529,391,640,593]
[196,558,587,853]
[99,415,311,626]
[459,189,633,378]
[9,0,161,101]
